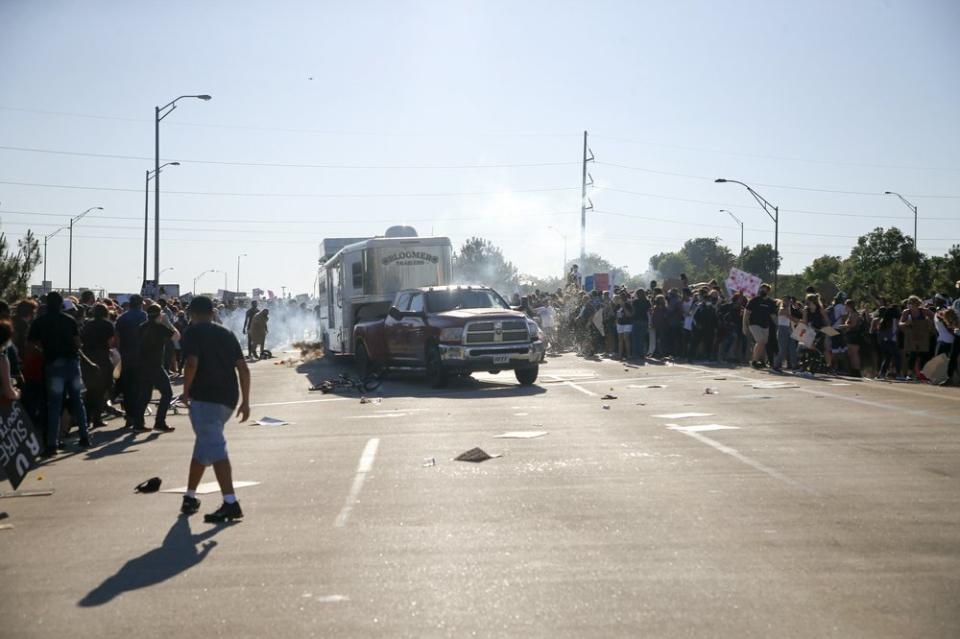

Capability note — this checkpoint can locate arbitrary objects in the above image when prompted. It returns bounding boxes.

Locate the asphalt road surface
[2,352,959,638]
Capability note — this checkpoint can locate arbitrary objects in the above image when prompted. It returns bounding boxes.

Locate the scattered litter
[454,447,501,463]
[713,377,728,381]
[653,412,714,419]
[601,394,618,400]
[602,405,611,410]
[667,424,740,432]
[0,523,12,531]
[0,489,54,499]
[494,431,548,439]
[704,388,719,395]
[829,383,851,387]
[629,384,666,389]
[161,481,261,495]
[254,416,291,426]
[422,457,437,467]
[315,595,350,603]
[135,477,162,493]
[359,396,383,405]
[750,382,799,389]
[635,402,646,406]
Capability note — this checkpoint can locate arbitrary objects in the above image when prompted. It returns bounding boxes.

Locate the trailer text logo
[381,251,440,267]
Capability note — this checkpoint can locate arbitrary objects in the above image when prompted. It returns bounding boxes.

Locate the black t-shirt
[746,296,777,328]
[632,297,651,325]
[82,318,115,353]
[27,311,79,361]
[139,321,174,368]
[182,322,244,409]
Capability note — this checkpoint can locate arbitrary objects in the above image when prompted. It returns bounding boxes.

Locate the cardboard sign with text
[0,401,41,490]
[725,267,762,298]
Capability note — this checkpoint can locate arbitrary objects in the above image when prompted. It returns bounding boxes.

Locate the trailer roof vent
[384,225,418,238]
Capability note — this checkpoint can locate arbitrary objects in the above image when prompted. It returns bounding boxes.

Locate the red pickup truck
[353,285,545,387]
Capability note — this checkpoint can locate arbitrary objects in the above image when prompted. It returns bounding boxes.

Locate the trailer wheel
[425,345,448,389]
[515,365,539,386]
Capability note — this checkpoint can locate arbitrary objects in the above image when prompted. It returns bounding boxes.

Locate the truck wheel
[515,365,539,386]
[425,346,448,388]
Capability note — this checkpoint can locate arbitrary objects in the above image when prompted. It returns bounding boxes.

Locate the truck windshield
[426,289,509,312]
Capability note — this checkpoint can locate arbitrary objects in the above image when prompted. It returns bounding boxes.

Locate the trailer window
[352,261,363,290]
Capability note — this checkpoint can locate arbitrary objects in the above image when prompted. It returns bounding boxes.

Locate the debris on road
[135,477,162,493]
[601,394,618,400]
[422,457,437,467]
[750,382,799,389]
[653,412,714,419]
[494,431,548,439]
[704,388,719,395]
[0,489,54,499]
[359,396,382,405]
[254,416,291,426]
[629,384,666,389]
[0,523,12,531]
[454,447,502,463]
[160,481,261,495]
[602,404,611,410]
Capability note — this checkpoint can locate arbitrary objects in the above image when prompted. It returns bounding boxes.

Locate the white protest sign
[725,267,762,298]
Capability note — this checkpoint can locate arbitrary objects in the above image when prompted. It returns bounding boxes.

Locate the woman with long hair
[899,296,933,380]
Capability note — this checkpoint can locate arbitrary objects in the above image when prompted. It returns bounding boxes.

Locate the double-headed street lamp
[883,190,918,250]
[68,206,103,292]
[715,179,780,291]
[719,209,744,258]
[42,227,66,284]
[144,161,180,283]
[155,94,211,286]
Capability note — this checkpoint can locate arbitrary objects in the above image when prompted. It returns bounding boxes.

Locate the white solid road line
[676,428,818,495]
[545,375,600,396]
[334,437,380,528]
[250,397,351,407]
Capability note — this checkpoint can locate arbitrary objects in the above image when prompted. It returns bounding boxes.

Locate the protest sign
[593,273,610,292]
[0,401,41,490]
[725,267,762,298]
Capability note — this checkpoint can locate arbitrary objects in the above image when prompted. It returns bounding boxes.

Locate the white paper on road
[494,431,548,439]
[653,412,714,419]
[254,416,291,426]
[750,382,800,389]
[161,481,261,495]
[629,384,666,389]
[666,424,740,432]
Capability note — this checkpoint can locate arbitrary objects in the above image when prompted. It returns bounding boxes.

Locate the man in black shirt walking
[27,292,90,456]
[743,284,778,368]
[138,304,179,432]
[180,296,251,523]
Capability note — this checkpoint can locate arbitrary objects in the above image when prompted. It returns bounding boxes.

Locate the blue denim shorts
[189,400,233,465]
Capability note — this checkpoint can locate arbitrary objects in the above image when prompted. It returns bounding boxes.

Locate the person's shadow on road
[78,515,225,607]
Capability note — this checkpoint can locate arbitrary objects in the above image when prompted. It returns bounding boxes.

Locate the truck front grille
[464,319,529,344]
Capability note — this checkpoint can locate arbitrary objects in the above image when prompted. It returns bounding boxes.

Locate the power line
[0,144,580,170]
[0,208,579,225]
[0,179,579,199]
[591,133,960,173]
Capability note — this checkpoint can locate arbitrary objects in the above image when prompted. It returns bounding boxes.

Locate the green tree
[802,255,843,284]
[677,237,735,283]
[0,231,41,301]
[739,243,781,284]
[566,253,629,284]
[838,227,923,300]
[452,237,519,294]
[649,252,691,280]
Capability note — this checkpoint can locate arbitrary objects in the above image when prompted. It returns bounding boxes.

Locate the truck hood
[436,307,528,321]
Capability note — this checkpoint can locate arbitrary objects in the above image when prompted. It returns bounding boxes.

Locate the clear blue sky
[1,0,958,295]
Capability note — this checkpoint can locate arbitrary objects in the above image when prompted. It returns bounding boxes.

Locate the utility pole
[579,130,594,263]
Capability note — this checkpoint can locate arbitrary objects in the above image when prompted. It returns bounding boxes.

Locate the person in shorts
[180,296,251,523]
[743,284,778,368]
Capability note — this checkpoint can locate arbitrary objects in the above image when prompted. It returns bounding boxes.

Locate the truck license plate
[492,354,510,365]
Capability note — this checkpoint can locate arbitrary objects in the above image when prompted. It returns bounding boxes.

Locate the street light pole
[719,209,744,258]
[68,206,103,293]
[43,227,65,284]
[193,268,216,295]
[715,179,779,292]
[237,253,247,293]
[154,94,211,287]
[144,162,180,284]
[883,191,919,251]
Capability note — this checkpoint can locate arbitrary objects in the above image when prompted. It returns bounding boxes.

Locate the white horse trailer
[320,227,452,356]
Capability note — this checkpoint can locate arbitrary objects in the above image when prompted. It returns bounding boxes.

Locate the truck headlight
[526,320,540,338]
[439,327,463,342]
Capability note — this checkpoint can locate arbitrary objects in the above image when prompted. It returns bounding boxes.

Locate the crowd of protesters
[0,290,318,521]
[515,266,960,386]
